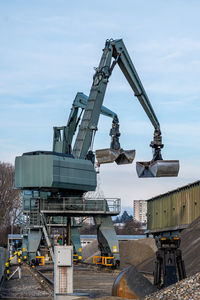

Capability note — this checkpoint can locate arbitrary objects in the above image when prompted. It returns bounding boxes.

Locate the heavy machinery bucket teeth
[96,149,135,165]
[136,160,180,178]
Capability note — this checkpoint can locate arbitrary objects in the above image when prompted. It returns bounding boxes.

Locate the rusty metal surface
[112,266,157,299]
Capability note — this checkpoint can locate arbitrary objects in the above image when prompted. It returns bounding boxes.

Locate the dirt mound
[180,216,200,276]
[82,238,156,268]
[119,238,156,269]
[82,240,99,261]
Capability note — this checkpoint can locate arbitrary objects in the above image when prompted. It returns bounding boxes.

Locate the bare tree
[0,162,22,245]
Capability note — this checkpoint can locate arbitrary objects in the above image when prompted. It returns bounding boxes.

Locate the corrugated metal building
[147,180,200,234]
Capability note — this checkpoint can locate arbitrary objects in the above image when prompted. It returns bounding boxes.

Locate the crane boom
[73,38,179,178]
[112,39,160,131]
[73,41,113,159]
[73,39,160,160]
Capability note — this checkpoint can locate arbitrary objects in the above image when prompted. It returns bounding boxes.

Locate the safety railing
[39,197,121,215]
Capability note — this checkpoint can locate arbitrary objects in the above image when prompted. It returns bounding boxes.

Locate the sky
[1,0,200,210]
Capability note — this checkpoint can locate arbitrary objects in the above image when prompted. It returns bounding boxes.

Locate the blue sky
[1,0,200,208]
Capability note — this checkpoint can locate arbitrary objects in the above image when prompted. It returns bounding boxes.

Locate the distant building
[133,200,147,224]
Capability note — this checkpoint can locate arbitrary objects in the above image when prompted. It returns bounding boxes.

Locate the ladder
[30,198,40,225]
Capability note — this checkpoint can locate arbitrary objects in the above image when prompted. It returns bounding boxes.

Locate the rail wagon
[147,180,200,235]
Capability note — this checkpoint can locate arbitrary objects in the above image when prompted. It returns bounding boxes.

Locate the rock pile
[145,272,200,299]
[82,238,157,268]
[119,238,156,269]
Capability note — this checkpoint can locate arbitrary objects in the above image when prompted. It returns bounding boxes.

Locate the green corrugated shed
[147,180,200,233]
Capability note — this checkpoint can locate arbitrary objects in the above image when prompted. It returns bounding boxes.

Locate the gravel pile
[82,238,156,268]
[82,240,100,263]
[180,216,200,276]
[145,272,200,299]
[119,238,156,269]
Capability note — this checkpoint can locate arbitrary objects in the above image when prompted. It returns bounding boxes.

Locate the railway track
[24,263,54,294]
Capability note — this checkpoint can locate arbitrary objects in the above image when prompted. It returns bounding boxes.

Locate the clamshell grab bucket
[115,150,136,165]
[136,160,179,178]
[96,149,135,165]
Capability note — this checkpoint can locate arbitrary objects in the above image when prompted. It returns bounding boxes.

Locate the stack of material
[82,240,100,263]
[138,216,200,276]
[179,215,200,276]
[82,238,157,268]
[119,238,156,269]
[145,272,200,300]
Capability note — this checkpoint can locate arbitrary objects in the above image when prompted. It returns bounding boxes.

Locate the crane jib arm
[72,38,179,178]
[73,39,160,160]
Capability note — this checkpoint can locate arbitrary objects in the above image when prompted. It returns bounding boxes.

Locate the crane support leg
[94,215,120,268]
[26,230,42,264]
[70,225,82,262]
[153,236,186,288]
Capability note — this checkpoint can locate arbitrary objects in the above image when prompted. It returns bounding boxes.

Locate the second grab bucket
[96,149,135,165]
[136,160,180,178]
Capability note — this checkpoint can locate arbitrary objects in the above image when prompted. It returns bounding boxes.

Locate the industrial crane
[16,38,179,192]
[15,38,179,267]
[73,38,179,178]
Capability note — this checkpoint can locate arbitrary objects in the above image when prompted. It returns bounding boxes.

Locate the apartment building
[133,200,147,224]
